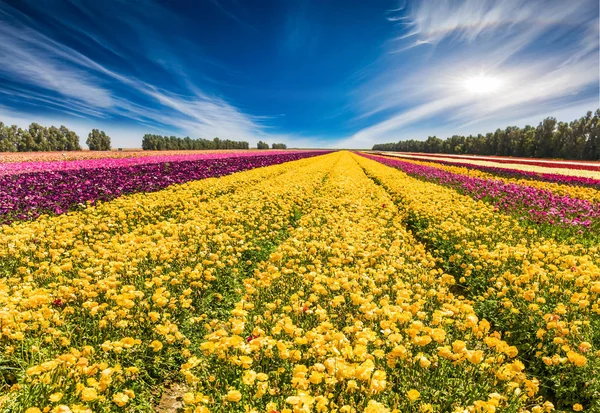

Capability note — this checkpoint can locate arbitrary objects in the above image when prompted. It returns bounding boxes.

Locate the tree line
[372,109,600,160]
[0,121,81,152]
[257,141,287,149]
[0,120,113,152]
[142,134,249,150]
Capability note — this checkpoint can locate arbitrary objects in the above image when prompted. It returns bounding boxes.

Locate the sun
[463,74,503,95]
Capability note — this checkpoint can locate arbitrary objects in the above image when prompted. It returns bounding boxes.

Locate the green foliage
[373,109,600,160]
[0,120,81,152]
[271,142,287,149]
[86,129,111,151]
[141,134,249,150]
[256,140,270,149]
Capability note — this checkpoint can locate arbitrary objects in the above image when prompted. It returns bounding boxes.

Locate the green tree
[87,129,111,151]
[0,122,14,152]
[534,117,556,158]
[257,141,269,149]
[28,123,48,152]
[60,126,81,151]
[371,111,600,160]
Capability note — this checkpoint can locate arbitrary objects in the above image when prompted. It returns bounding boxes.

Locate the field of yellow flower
[0,151,597,413]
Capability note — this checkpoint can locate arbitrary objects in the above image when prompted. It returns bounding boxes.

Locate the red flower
[246,335,257,342]
[302,305,309,313]
[52,298,64,308]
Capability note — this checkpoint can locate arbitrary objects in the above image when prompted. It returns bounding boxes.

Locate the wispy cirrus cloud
[0,2,278,146]
[396,0,590,47]
[0,9,113,109]
[343,0,599,148]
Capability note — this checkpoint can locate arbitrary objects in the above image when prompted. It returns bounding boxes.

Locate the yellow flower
[420,404,434,413]
[25,409,42,413]
[49,392,63,402]
[364,400,390,413]
[567,351,587,367]
[225,390,242,402]
[573,404,583,412]
[242,370,257,385]
[407,389,420,401]
[149,340,163,352]
[113,392,130,407]
[80,387,97,401]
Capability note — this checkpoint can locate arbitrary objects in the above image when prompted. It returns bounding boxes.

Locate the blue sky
[0,0,598,148]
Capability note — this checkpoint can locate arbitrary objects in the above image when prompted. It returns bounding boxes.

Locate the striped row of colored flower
[0,151,328,225]
[401,152,600,172]
[371,152,600,189]
[0,154,335,413]
[0,149,265,164]
[190,152,548,413]
[0,150,298,176]
[371,153,600,204]
[381,153,600,180]
[355,153,599,411]
[361,153,600,230]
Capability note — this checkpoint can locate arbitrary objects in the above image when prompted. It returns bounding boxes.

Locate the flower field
[376,153,600,180]
[0,150,275,165]
[0,151,598,413]
[0,151,327,225]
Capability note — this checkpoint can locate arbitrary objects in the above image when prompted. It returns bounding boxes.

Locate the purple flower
[1,151,330,225]
[361,153,600,230]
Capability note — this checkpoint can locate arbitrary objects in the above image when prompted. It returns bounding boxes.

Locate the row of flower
[0,150,297,176]
[356,153,599,411]
[0,154,336,413]
[0,149,268,164]
[371,152,600,189]
[361,154,600,231]
[401,152,600,172]
[0,151,328,225]
[190,152,550,413]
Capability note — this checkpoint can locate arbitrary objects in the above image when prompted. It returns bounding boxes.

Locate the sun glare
[463,74,503,95]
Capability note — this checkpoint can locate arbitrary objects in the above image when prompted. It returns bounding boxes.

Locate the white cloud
[347,0,599,148]
[399,0,593,48]
[0,3,284,148]
[0,12,114,108]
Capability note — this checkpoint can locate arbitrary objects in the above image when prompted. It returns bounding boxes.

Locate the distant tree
[18,127,35,152]
[272,143,287,149]
[87,129,111,151]
[581,110,600,160]
[47,126,63,151]
[0,122,12,152]
[257,141,270,149]
[372,110,600,160]
[60,126,81,151]
[534,117,556,158]
[141,134,248,150]
[28,123,47,152]
[0,120,80,152]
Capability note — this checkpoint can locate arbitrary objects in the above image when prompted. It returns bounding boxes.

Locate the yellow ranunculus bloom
[407,389,420,401]
[112,392,130,407]
[225,390,242,402]
[80,387,97,402]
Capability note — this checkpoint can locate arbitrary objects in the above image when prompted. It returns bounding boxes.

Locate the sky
[0,0,598,149]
